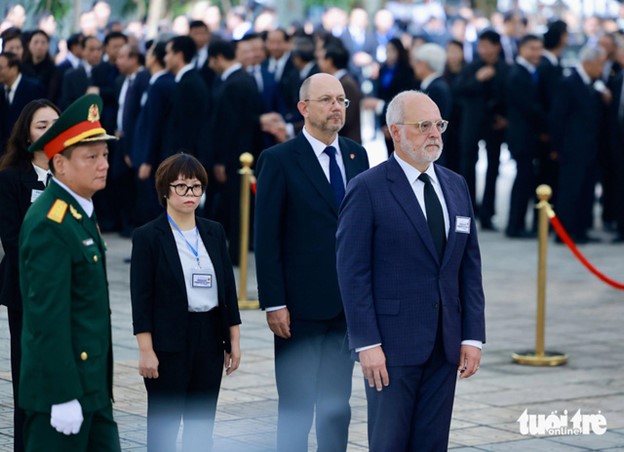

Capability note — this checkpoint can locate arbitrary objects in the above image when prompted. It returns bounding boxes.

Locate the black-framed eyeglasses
[304,96,350,108]
[169,183,204,197]
[398,120,449,134]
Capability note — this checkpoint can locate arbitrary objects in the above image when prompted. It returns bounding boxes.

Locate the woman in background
[0,98,60,452]
[130,153,241,452]
[22,29,57,97]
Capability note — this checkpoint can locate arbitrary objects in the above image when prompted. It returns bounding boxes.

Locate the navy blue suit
[1,77,46,150]
[505,63,547,236]
[336,156,485,450]
[255,133,369,451]
[550,69,603,240]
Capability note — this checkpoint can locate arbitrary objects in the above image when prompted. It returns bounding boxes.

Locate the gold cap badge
[87,104,100,123]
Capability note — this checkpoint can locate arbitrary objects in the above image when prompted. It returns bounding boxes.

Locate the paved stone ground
[0,135,623,451]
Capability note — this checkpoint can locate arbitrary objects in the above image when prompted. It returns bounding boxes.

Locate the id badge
[31,189,43,203]
[455,216,471,234]
[192,273,212,288]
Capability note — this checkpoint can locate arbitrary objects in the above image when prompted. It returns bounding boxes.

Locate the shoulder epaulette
[46,199,68,223]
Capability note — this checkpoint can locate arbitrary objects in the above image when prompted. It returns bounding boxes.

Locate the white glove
[50,399,84,435]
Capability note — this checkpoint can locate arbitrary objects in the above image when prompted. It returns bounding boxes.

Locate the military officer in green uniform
[18,94,121,451]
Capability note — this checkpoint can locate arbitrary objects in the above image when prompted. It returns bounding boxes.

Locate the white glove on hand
[50,399,83,435]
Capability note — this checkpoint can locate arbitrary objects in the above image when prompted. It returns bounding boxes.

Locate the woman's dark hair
[387,37,409,66]
[23,29,53,65]
[0,99,60,171]
[155,153,209,207]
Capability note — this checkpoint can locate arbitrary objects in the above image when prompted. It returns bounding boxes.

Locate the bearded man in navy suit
[337,90,486,451]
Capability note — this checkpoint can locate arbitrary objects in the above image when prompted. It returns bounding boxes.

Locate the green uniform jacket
[18,180,113,413]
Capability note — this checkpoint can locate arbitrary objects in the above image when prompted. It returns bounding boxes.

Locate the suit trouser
[274,313,353,452]
[23,404,120,452]
[459,127,504,222]
[7,307,24,452]
[556,160,597,239]
[145,310,223,452]
[506,155,535,234]
[364,329,457,452]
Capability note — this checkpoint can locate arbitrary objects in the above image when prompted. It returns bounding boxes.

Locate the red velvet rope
[250,180,257,195]
[549,215,624,290]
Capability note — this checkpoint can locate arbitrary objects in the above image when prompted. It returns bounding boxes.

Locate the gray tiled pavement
[1,137,623,451]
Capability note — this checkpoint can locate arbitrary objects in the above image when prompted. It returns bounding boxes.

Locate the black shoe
[481,219,497,231]
[612,234,624,243]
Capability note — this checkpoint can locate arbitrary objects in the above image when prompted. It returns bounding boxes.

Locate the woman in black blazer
[376,37,418,156]
[130,153,241,452]
[0,98,60,452]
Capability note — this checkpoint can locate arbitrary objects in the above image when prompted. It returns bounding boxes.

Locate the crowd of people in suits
[1,2,623,252]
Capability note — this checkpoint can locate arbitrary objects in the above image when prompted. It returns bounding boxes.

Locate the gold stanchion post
[238,152,259,310]
[512,185,568,366]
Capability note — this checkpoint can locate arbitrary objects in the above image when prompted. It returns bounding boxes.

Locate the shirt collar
[52,177,95,217]
[32,162,48,184]
[8,73,22,91]
[516,56,536,73]
[393,152,439,186]
[175,63,195,82]
[333,69,348,80]
[221,62,242,81]
[303,126,340,158]
[300,61,315,79]
[542,49,558,66]
[150,69,168,84]
[67,51,81,69]
[420,72,442,91]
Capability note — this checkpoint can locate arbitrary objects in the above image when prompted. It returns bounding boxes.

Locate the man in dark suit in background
[505,35,547,238]
[255,73,369,451]
[0,52,46,153]
[49,32,83,104]
[188,20,218,99]
[132,41,175,226]
[455,30,509,230]
[550,45,607,244]
[113,43,150,236]
[536,20,568,207]
[318,43,363,143]
[336,91,485,451]
[162,35,209,161]
[59,36,103,110]
[207,39,264,265]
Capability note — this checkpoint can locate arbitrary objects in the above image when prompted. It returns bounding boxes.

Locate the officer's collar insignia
[69,204,83,221]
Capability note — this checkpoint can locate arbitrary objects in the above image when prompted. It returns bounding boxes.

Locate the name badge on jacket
[31,189,44,203]
[455,216,471,234]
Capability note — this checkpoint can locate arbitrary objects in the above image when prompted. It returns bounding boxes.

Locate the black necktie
[45,172,52,187]
[122,77,134,129]
[324,146,345,205]
[419,173,446,260]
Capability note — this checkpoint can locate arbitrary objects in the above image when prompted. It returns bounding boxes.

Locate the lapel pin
[350,153,355,160]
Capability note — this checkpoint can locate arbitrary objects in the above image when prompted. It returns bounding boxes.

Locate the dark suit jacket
[0,162,45,310]
[280,63,320,128]
[91,61,120,133]
[549,69,602,165]
[422,76,452,121]
[209,68,264,171]
[162,69,210,162]
[59,66,89,110]
[455,58,509,143]
[114,69,151,158]
[1,77,47,144]
[132,72,176,168]
[505,63,547,159]
[339,72,362,144]
[49,59,74,104]
[130,214,241,353]
[336,156,486,366]
[376,62,417,128]
[254,133,369,320]
[537,55,563,114]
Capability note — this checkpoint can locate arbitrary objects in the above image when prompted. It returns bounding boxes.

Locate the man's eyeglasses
[398,120,449,134]
[170,183,204,197]
[304,96,350,108]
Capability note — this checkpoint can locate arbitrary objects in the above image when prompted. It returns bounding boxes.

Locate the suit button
[80,352,88,361]
[93,255,98,263]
